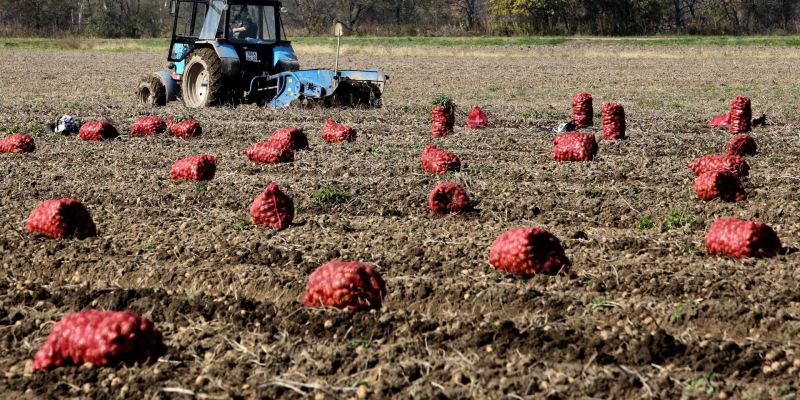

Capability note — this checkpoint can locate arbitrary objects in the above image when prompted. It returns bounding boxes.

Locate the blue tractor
[137,0,387,108]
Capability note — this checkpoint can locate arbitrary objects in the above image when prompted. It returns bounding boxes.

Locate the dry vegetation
[1,42,800,399]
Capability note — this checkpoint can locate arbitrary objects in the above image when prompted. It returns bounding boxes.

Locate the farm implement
[138,0,388,108]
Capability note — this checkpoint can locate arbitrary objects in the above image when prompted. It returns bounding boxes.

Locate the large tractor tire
[182,48,224,108]
[137,75,166,106]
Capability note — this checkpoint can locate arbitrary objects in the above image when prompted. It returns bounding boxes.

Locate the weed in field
[671,103,684,108]
[636,216,654,230]
[347,339,371,349]
[233,220,253,232]
[195,182,208,192]
[755,193,766,200]
[768,155,781,164]
[5,124,20,135]
[683,372,716,394]
[665,209,695,229]
[635,99,663,107]
[669,299,701,324]
[314,187,351,204]
[664,149,674,155]
[583,297,613,316]
[152,285,165,293]
[139,240,155,249]
[81,148,93,156]
[223,138,232,145]
[431,94,455,108]
[519,110,533,119]
[775,385,795,396]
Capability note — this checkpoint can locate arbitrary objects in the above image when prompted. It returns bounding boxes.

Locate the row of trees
[0,0,798,37]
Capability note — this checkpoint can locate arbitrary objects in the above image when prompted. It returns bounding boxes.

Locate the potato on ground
[170,155,217,182]
[79,121,119,141]
[250,182,294,230]
[552,132,597,162]
[429,182,470,215]
[421,144,461,175]
[130,116,167,136]
[26,198,97,239]
[32,310,166,372]
[705,218,781,259]
[489,227,570,276]
[303,260,387,311]
[244,141,294,164]
[0,133,35,153]
[688,154,749,177]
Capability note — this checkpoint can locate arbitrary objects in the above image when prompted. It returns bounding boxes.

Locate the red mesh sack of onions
[429,182,470,215]
[431,105,455,137]
[489,227,570,276]
[729,96,752,134]
[694,170,746,202]
[250,182,294,230]
[170,119,202,138]
[302,260,386,311]
[421,144,461,175]
[464,107,488,129]
[269,127,308,150]
[130,116,167,136]
[688,154,749,177]
[552,132,597,162]
[725,134,757,157]
[244,141,294,164]
[705,218,781,259]
[0,133,35,153]
[601,103,626,140]
[572,92,593,128]
[79,121,119,141]
[170,155,217,182]
[26,198,97,239]
[708,114,730,127]
[31,310,166,372]
[322,119,357,143]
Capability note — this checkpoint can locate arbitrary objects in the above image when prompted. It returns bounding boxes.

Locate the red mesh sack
[489,227,570,277]
[688,154,749,177]
[729,97,751,134]
[705,218,781,259]
[79,121,119,141]
[572,92,593,128]
[31,310,166,372]
[465,107,488,129]
[302,260,386,311]
[250,182,294,230]
[725,134,757,156]
[708,114,730,127]
[601,103,626,140]
[170,155,217,182]
[429,182,470,215]
[170,119,202,138]
[694,171,746,202]
[322,119,356,143]
[431,105,455,137]
[269,127,308,150]
[244,141,294,164]
[0,133,35,153]
[26,198,97,239]
[421,144,461,175]
[130,116,166,136]
[552,132,597,162]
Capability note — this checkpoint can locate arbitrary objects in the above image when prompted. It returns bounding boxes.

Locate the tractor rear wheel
[182,48,224,108]
[137,75,166,106]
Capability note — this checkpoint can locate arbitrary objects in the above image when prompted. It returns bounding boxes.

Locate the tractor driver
[231,6,257,41]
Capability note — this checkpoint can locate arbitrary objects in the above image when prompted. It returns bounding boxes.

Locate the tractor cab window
[175,2,208,38]
[229,5,277,44]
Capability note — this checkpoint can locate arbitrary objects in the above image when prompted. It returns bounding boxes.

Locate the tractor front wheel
[137,75,166,106]
[182,48,224,108]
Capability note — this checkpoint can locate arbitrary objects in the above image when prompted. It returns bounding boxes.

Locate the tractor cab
[137,0,386,108]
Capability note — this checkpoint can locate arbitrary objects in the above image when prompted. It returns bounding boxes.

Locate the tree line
[0,0,798,37]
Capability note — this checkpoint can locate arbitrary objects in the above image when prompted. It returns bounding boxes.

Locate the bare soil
[1,44,800,399]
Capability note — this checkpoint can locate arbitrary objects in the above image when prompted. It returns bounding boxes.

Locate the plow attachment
[248,69,388,108]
